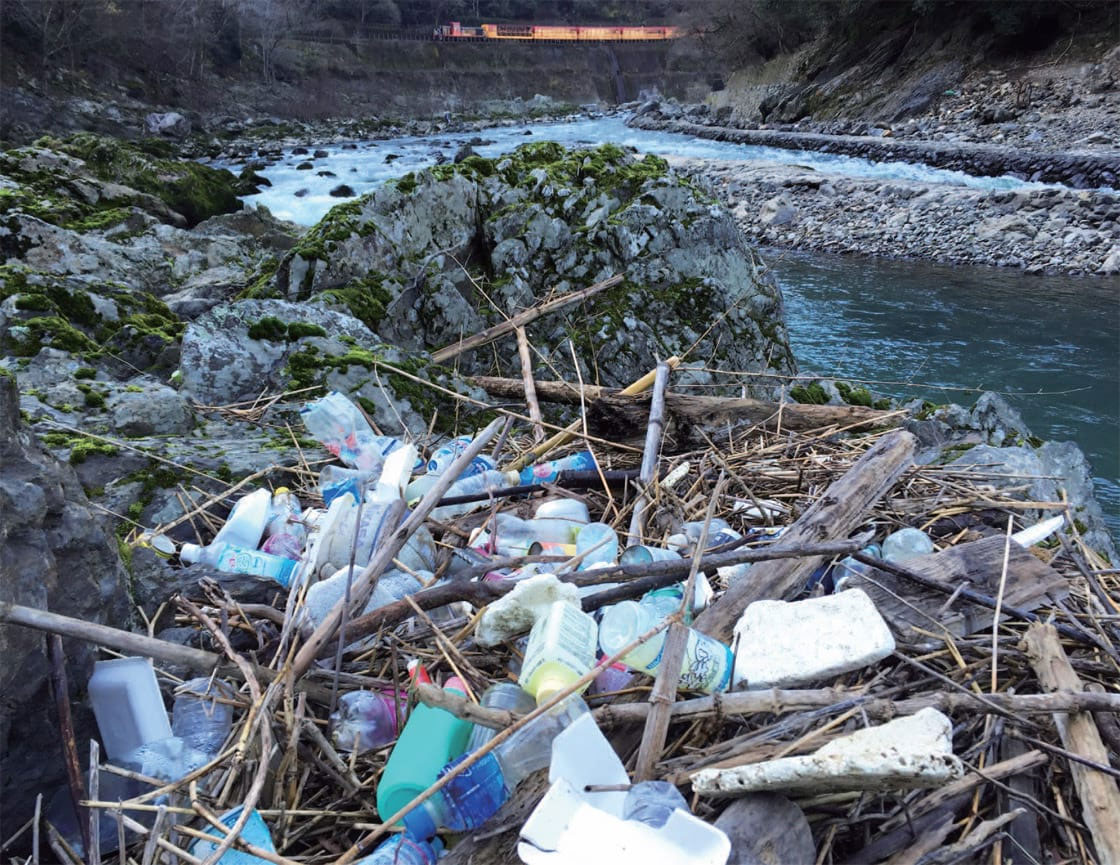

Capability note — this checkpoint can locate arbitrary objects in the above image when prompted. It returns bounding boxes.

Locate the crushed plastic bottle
[330,690,405,753]
[402,697,588,840]
[520,601,598,705]
[575,522,618,568]
[466,683,537,752]
[623,780,690,828]
[357,834,440,864]
[190,804,276,864]
[429,469,519,521]
[882,527,935,562]
[172,677,235,756]
[300,391,406,472]
[599,600,733,694]
[260,488,305,559]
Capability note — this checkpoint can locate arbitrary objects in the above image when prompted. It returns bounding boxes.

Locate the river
[225,116,1119,538]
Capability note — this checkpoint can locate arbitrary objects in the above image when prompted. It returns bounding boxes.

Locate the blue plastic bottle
[357,834,439,864]
[518,450,597,485]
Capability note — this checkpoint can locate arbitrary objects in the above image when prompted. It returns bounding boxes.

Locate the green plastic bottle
[376,677,472,823]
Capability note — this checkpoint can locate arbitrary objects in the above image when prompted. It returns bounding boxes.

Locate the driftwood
[430,274,622,364]
[472,375,900,448]
[694,430,918,642]
[1022,623,1120,865]
[848,535,1071,642]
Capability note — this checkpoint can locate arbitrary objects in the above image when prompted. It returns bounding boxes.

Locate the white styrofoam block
[732,588,895,689]
[476,573,581,647]
[692,707,963,797]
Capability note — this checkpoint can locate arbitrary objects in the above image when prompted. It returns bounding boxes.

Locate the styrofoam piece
[517,712,730,865]
[692,708,963,797]
[476,573,581,647]
[732,588,895,690]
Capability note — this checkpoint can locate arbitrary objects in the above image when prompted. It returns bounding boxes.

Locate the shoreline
[669,156,1120,277]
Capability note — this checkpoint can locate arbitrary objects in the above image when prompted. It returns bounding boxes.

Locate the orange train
[434,21,679,41]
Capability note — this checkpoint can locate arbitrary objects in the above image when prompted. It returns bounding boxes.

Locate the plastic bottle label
[642,629,732,693]
[522,604,596,691]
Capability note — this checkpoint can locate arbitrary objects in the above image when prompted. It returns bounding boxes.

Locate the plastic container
[264,488,304,540]
[426,433,498,478]
[260,532,303,560]
[466,683,537,752]
[172,677,235,756]
[624,780,689,828]
[518,451,597,485]
[376,677,473,825]
[402,698,588,840]
[575,522,618,568]
[619,545,682,566]
[319,465,374,506]
[120,735,211,782]
[330,690,404,753]
[882,528,935,563]
[179,541,296,587]
[88,657,172,761]
[590,659,634,695]
[598,601,733,693]
[357,835,440,864]
[491,512,578,556]
[429,470,519,521]
[190,804,276,864]
[520,601,598,705]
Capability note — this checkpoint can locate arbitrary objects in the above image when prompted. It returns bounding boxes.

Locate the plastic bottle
[520,601,598,705]
[319,464,374,507]
[119,735,211,782]
[429,469,519,521]
[260,532,303,560]
[598,601,733,693]
[264,488,303,539]
[466,683,537,752]
[190,804,276,864]
[831,543,882,591]
[518,450,598,485]
[357,834,440,864]
[376,677,473,825]
[180,541,296,586]
[330,690,403,753]
[402,698,588,840]
[426,433,499,478]
[305,567,423,640]
[88,657,172,761]
[491,512,578,556]
[172,677,234,756]
[619,545,682,566]
[300,391,405,472]
[882,527,935,563]
[575,522,618,568]
[624,780,689,828]
[206,488,273,551]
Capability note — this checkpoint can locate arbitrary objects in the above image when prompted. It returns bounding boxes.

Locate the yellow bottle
[520,601,597,705]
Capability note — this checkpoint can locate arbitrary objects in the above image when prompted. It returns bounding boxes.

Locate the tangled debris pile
[3,343,1118,865]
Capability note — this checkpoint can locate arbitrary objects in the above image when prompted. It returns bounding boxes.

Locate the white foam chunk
[733,588,895,689]
[692,707,963,797]
[475,573,581,647]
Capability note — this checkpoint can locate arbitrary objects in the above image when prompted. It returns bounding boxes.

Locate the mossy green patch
[247,316,328,342]
[320,272,393,331]
[41,431,120,463]
[835,381,874,407]
[790,382,829,405]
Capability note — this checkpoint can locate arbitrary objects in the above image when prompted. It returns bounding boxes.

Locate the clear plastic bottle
[575,522,618,568]
[358,834,440,864]
[402,698,587,840]
[260,532,303,560]
[330,690,403,753]
[264,488,304,539]
[882,527,935,562]
[598,601,732,693]
[180,541,296,586]
[172,677,234,756]
[426,433,499,478]
[300,391,405,472]
[466,683,537,752]
[208,488,273,551]
[624,780,689,828]
[491,512,579,556]
[520,601,598,705]
[429,470,519,521]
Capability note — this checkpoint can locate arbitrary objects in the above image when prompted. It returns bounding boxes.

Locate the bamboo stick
[627,359,670,546]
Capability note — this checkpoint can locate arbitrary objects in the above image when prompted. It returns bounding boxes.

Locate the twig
[627,359,671,546]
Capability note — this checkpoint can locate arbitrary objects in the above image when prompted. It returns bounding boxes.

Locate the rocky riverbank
[669,156,1120,276]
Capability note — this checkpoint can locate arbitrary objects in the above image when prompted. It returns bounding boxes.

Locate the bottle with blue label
[517,450,598,485]
[401,698,587,840]
[179,541,296,587]
[598,600,732,693]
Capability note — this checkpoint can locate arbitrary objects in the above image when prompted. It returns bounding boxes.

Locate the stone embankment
[669,157,1120,276]
[631,111,1120,189]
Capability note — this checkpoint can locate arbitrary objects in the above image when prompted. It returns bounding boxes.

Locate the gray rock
[144,111,191,138]
[759,195,796,226]
[0,373,129,828]
[106,383,194,436]
[714,794,815,865]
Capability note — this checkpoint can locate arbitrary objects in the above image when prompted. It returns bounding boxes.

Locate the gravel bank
[671,157,1120,276]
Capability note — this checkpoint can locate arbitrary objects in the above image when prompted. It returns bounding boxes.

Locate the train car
[439,22,678,41]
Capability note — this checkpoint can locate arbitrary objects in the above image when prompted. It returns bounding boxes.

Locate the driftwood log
[471,375,900,449]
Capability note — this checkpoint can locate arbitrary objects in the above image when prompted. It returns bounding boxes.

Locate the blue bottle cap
[401,802,438,844]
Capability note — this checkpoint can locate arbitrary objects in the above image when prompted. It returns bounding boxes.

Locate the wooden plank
[694,430,918,643]
[1022,623,1120,865]
[848,536,1069,642]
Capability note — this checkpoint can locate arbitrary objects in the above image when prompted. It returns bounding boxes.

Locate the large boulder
[263,143,797,396]
[0,371,130,827]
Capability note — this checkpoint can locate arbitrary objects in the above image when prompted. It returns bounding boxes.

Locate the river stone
[0,372,130,828]
[759,194,796,226]
[106,382,194,436]
[714,794,815,865]
[270,144,796,397]
[145,111,191,138]
[692,708,963,797]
